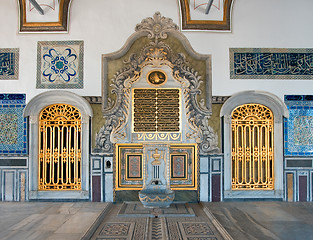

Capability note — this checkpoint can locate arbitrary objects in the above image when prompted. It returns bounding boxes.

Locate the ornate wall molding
[95,12,217,155]
[85,96,229,105]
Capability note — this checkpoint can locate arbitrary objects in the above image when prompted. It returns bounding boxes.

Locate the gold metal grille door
[231,104,274,190]
[38,104,82,190]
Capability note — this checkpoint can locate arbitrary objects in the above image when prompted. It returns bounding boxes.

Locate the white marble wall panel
[104,174,113,202]
[3,171,15,201]
[200,174,209,202]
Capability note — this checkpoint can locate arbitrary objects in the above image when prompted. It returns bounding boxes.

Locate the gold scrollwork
[38,104,81,191]
[139,195,175,202]
[136,132,181,141]
[231,104,274,190]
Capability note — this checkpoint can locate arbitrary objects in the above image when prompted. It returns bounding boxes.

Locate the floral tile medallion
[37,41,83,89]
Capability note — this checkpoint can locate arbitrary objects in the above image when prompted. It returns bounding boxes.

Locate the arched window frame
[220,91,288,200]
[24,91,93,200]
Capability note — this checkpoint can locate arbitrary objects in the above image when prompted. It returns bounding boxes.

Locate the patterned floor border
[84,202,233,240]
[118,201,196,218]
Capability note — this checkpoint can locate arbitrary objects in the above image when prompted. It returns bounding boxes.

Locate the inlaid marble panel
[115,144,143,190]
[170,144,198,190]
[126,155,142,180]
[115,143,198,191]
[171,155,187,179]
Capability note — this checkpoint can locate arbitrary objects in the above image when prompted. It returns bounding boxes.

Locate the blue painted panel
[230,49,313,79]
[285,95,313,156]
[0,94,27,154]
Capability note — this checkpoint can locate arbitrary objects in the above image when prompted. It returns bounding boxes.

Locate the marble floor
[0,202,109,240]
[0,201,312,240]
[204,201,313,240]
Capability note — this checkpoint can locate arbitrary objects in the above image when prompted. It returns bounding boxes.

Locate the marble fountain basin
[139,188,175,208]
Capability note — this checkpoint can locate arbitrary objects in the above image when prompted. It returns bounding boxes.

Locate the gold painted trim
[180,0,233,31]
[125,153,143,181]
[139,195,175,202]
[115,143,143,190]
[114,143,198,191]
[146,69,168,86]
[19,0,71,32]
[170,153,189,181]
[170,143,198,190]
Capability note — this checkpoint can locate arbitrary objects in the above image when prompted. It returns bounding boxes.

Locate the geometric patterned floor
[86,202,233,240]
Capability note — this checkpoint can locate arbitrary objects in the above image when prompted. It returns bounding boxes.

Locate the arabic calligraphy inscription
[0,49,19,80]
[230,48,313,79]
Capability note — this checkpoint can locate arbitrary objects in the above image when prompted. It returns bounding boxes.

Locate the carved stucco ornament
[135,12,179,40]
[95,12,219,155]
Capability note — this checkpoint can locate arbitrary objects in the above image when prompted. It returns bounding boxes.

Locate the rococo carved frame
[96,12,219,155]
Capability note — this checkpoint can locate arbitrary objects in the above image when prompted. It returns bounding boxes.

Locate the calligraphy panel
[0,94,27,154]
[230,48,313,79]
[37,41,84,89]
[0,49,19,80]
[133,88,180,132]
[284,95,313,156]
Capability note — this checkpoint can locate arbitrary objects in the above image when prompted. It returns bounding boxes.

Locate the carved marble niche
[95,12,218,156]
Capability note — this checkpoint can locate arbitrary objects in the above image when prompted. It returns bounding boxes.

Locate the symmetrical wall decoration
[115,143,198,191]
[179,0,234,31]
[18,0,72,32]
[230,48,313,79]
[0,49,19,80]
[96,12,218,155]
[284,95,313,156]
[37,41,84,89]
[0,94,27,154]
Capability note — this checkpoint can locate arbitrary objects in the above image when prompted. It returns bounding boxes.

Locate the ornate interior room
[0,0,313,239]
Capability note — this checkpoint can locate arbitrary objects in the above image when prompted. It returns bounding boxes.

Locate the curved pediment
[96,12,218,154]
